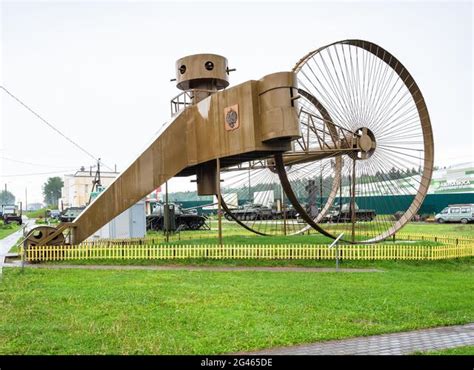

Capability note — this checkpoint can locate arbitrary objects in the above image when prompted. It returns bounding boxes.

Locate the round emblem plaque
[226,109,238,128]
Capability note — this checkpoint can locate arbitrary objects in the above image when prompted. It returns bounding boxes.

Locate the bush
[0,221,14,230]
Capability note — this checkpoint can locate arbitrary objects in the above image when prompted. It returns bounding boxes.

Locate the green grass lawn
[143,233,439,246]
[8,238,22,254]
[0,222,20,240]
[24,208,49,219]
[414,345,474,355]
[47,257,465,269]
[1,258,472,355]
[401,222,474,237]
[147,221,474,245]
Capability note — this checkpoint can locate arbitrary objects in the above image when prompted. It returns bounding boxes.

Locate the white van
[435,204,474,224]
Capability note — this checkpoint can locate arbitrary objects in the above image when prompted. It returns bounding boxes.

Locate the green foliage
[0,259,472,354]
[0,190,15,205]
[42,177,63,206]
[25,208,48,219]
[35,218,59,225]
[0,222,20,240]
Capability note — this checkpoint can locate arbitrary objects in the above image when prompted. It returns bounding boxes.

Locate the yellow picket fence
[393,233,473,247]
[23,241,474,262]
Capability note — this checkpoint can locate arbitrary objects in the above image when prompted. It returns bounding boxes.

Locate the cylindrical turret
[175,53,230,103]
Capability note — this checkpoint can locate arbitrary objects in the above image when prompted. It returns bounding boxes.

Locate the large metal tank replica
[24,40,434,248]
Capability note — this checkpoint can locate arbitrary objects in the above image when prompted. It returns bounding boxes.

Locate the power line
[1,169,78,177]
[0,155,80,169]
[0,86,114,171]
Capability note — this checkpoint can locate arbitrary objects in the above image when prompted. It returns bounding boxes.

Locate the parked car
[1,204,22,225]
[435,204,474,224]
[49,209,61,219]
[59,207,85,223]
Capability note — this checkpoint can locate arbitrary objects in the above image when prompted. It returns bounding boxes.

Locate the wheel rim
[288,39,434,243]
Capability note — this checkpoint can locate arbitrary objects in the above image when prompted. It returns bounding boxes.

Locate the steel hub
[356,127,376,159]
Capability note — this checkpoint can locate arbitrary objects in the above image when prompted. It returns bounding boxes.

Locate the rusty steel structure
[24,40,434,248]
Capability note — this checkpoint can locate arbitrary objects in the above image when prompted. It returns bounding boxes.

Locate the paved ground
[0,219,31,256]
[0,218,34,272]
[242,323,474,355]
[3,263,382,273]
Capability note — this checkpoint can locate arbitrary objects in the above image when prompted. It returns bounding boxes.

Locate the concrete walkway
[3,263,381,273]
[0,221,25,256]
[242,323,474,355]
[0,218,35,271]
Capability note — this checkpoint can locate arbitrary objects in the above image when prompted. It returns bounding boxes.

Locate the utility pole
[248,166,251,202]
[217,158,223,247]
[281,183,287,236]
[25,187,28,212]
[165,181,169,243]
[351,159,356,243]
[97,158,101,188]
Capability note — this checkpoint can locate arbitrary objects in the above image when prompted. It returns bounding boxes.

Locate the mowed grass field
[1,221,473,355]
[1,258,473,355]
[415,345,474,355]
[146,221,474,245]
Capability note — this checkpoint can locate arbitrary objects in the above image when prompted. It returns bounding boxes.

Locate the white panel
[254,190,274,208]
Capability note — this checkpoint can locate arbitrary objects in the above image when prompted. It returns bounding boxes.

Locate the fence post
[20,244,26,272]
[328,233,344,271]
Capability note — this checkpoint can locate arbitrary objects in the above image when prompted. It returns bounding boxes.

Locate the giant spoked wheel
[219,90,344,237]
[279,39,434,243]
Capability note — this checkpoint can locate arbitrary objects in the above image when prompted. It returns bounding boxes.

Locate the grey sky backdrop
[1,0,472,204]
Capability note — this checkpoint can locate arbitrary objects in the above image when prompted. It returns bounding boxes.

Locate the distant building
[26,202,43,211]
[167,162,474,216]
[430,162,474,194]
[59,167,119,208]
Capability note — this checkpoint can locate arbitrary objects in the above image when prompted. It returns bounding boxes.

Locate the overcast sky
[0,0,472,204]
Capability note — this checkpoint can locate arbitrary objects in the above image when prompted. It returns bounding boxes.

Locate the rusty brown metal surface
[223,40,433,242]
[25,41,434,246]
[220,87,344,236]
[68,71,300,244]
